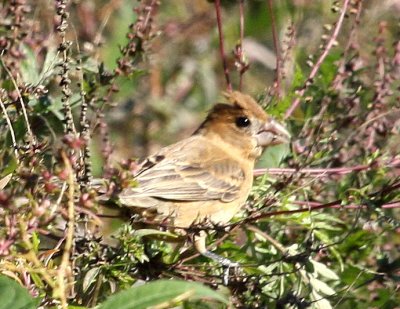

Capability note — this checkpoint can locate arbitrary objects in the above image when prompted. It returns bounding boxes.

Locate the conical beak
[255,119,291,147]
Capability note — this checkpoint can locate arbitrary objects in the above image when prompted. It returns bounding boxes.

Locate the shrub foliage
[0,0,399,308]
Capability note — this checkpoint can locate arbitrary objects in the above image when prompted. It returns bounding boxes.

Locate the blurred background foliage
[0,0,399,308]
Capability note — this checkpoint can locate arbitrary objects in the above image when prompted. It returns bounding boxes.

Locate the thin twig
[267,0,281,97]
[239,0,245,90]
[52,181,67,216]
[214,0,232,91]
[247,225,286,253]
[293,200,400,210]
[0,97,19,161]
[247,225,309,290]
[284,0,351,118]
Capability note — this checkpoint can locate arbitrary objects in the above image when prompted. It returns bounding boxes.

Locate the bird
[118,91,290,268]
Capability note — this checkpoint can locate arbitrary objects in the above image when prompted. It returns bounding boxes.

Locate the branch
[253,158,400,177]
[238,0,245,90]
[246,199,400,222]
[266,0,281,97]
[214,0,232,91]
[293,200,400,209]
[247,181,400,222]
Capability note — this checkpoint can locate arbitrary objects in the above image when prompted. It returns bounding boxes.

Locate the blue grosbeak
[119,91,290,266]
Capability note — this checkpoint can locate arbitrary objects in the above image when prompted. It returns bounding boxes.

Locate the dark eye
[235,116,251,128]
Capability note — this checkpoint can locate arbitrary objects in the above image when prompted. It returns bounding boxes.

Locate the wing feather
[119,136,245,205]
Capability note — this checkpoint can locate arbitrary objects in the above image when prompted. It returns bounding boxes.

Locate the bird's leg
[194,231,239,285]
[200,250,239,267]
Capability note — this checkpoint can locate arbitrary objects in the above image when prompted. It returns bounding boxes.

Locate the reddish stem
[267,0,281,97]
[253,158,400,177]
[214,0,232,91]
[293,200,400,209]
[239,0,245,90]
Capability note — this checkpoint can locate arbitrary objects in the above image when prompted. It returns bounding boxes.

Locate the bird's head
[195,91,290,159]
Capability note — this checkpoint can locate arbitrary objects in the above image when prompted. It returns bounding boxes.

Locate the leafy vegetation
[0,0,399,308]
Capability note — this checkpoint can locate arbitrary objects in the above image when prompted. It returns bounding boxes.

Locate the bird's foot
[222,262,241,286]
[201,250,241,285]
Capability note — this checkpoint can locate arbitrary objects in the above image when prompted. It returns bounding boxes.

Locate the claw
[201,250,240,285]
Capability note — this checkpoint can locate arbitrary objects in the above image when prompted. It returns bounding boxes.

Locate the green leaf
[99,279,229,309]
[257,143,290,168]
[31,232,40,253]
[310,260,339,280]
[30,273,45,290]
[20,46,40,85]
[310,277,336,296]
[0,275,40,309]
[340,265,374,286]
[311,291,333,309]
[83,267,101,292]
[1,79,13,91]
[1,155,18,177]
[38,47,58,84]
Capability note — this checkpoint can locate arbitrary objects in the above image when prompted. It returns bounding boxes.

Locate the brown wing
[119,136,245,207]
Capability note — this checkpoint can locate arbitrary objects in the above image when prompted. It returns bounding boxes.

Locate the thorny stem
[214,0,232,91]
[75,39,92,188]
[285,0,351,118]
[267,0,281,97]
[99,113,113,178]
[56,0,76,135]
